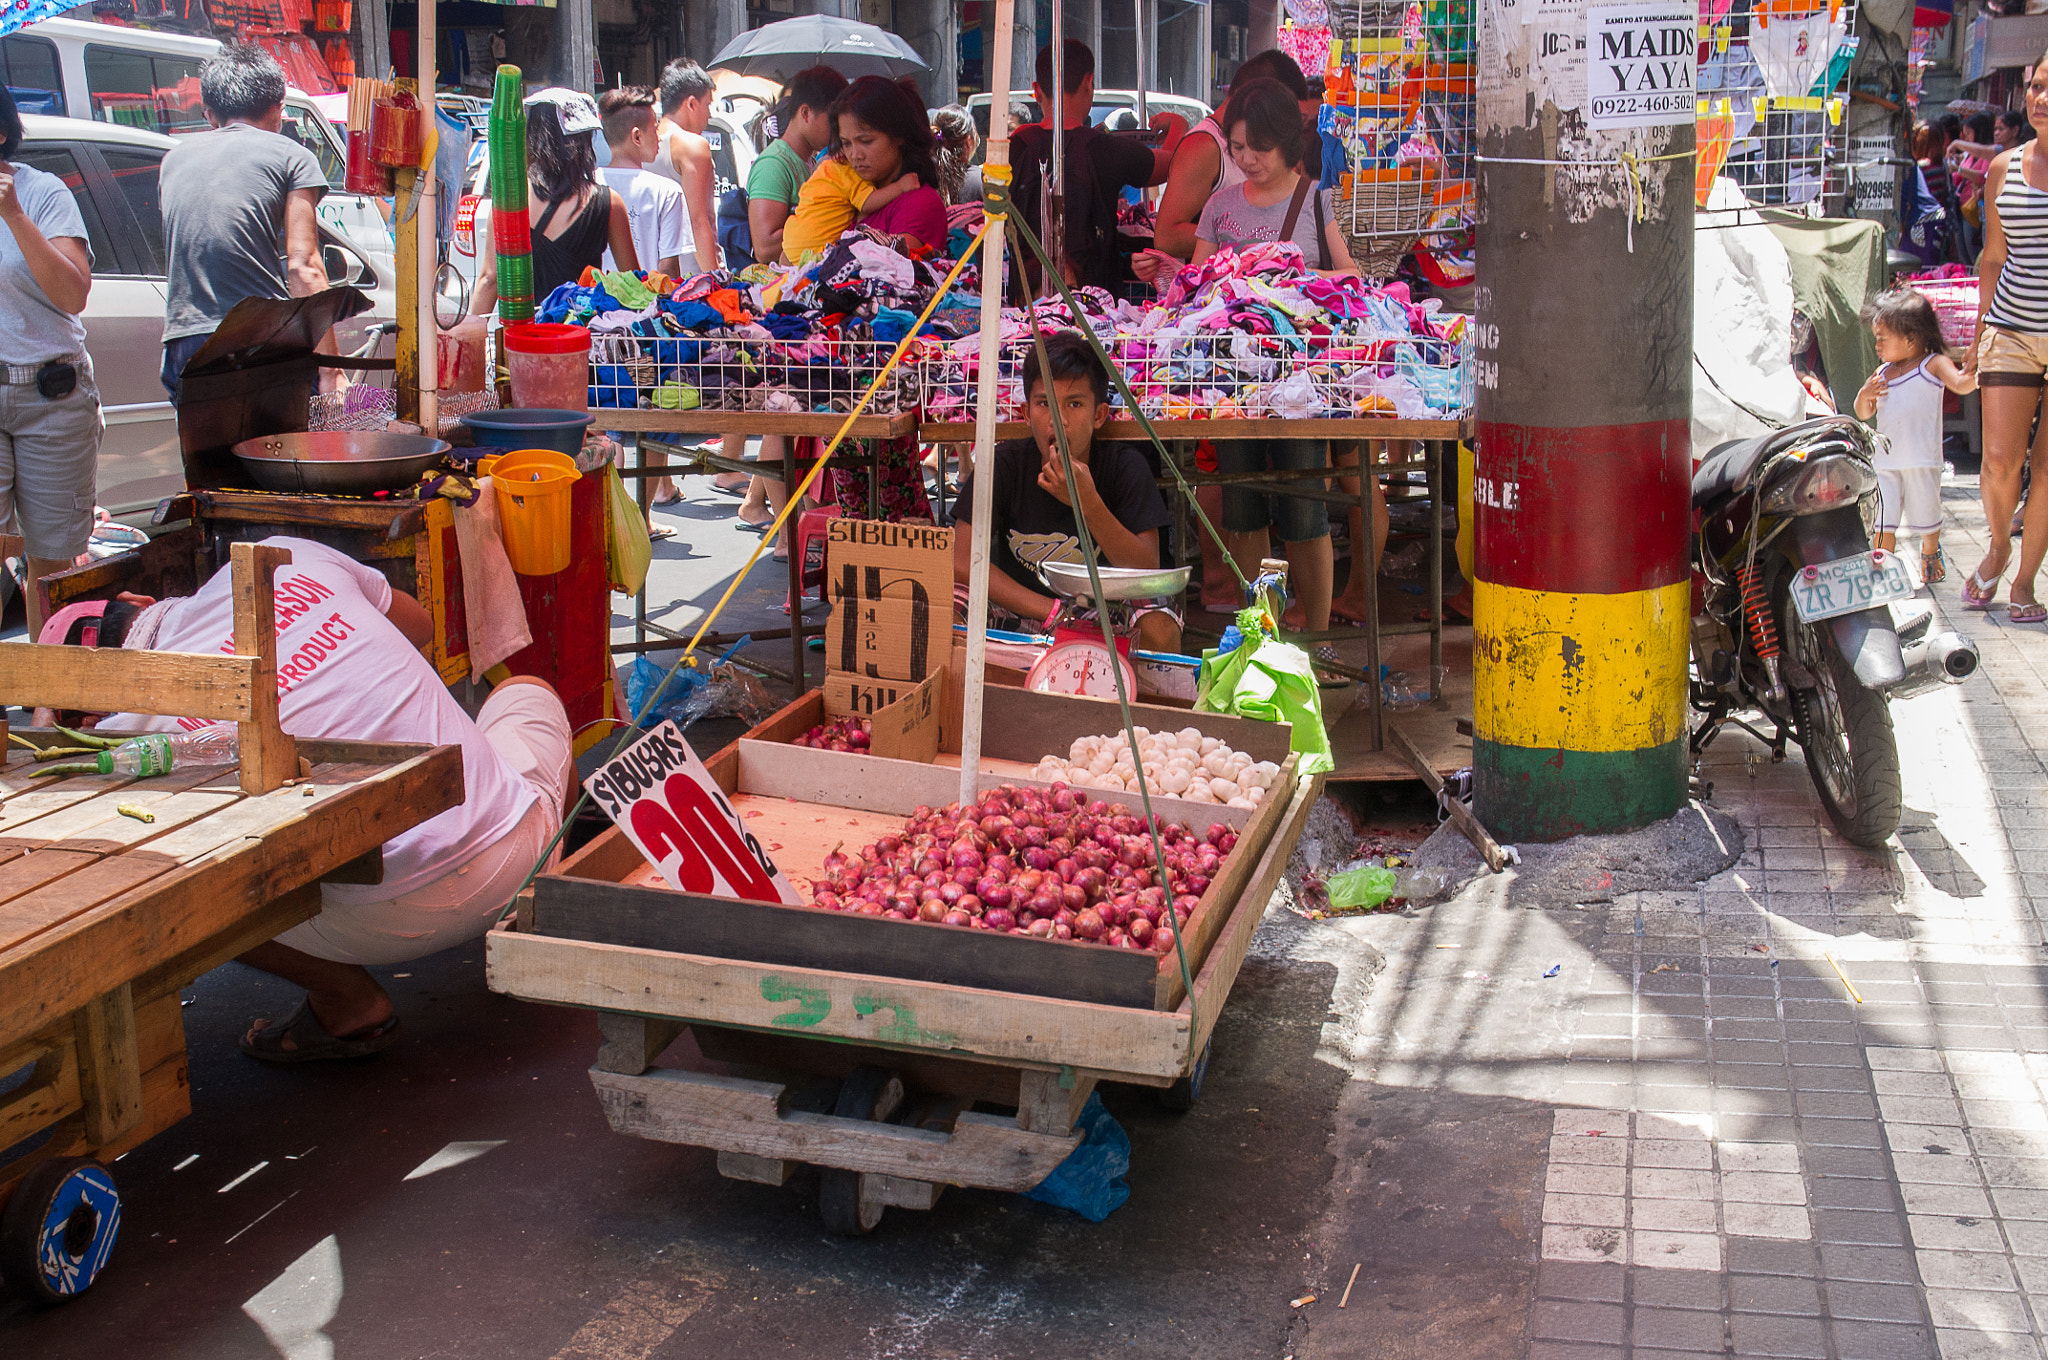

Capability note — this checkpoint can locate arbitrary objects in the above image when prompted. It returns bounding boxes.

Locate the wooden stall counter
[0,545,463,1303]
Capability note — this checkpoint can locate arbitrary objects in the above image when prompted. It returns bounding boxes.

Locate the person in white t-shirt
[73,536,576,1063]
[596,86,692,275]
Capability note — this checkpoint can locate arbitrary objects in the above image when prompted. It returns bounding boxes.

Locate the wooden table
[0,544,464,1303]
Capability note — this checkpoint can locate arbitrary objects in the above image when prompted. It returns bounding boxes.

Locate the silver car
[15,115,390,518]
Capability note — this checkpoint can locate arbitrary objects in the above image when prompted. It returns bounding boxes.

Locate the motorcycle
[1690,415,1978,847]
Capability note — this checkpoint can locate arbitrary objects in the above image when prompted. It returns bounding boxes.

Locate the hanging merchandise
[489,65,535,324]
[1749,11,1840,101]
[1325,0,1470,280]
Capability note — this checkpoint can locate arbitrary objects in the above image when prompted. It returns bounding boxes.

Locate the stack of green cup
[488,65,534,322]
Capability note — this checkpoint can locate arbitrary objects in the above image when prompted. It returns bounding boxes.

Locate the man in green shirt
[728,65,848,543]
[746,66,845,270]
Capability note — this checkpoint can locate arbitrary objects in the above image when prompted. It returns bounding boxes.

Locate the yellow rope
[664,218,995,673]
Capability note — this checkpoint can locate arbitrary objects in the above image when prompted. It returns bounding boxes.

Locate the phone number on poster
[1588,93,1693,118]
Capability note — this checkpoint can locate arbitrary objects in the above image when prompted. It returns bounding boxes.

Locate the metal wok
[229,432,452,495]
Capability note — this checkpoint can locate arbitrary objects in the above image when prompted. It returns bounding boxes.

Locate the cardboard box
[826,595,941,683]
[867,669,944,764]
[823,672,918,719]
[824,518,952,608]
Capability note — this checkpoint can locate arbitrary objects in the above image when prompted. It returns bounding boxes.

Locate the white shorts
[276,682,575,966]
[1875,466,1943,537]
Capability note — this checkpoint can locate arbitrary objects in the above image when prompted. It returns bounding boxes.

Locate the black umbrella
[708,16,930,83]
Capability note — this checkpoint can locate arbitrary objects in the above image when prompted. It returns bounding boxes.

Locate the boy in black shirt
[953,331,1180,651]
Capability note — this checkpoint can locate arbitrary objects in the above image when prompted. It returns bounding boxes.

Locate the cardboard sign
[825,518,952,606]
[827,594,937,682]
[867,669,945,764]
[824,672,915,719]
[585,721,801,904]
[1586,2,1696,128]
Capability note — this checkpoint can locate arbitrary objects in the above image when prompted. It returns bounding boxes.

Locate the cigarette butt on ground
[1290,1294,1315,1309]
[1339,1263,1362,1308]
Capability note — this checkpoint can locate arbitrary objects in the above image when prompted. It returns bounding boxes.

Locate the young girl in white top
[1854,289,1977,588]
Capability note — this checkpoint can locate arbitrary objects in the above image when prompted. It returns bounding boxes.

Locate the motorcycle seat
[1692,433,1777,503]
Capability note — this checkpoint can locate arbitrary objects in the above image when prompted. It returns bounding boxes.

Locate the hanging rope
[985,182,1253,600]
[1474,147,1695,252]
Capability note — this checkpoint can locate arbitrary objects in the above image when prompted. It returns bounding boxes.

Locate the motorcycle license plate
[1789,551,1917,623]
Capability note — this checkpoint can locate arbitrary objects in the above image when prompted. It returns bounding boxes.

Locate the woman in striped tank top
[1966,57,2048,622]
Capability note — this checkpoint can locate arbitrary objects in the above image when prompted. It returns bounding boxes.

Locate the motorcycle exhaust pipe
[1888,627,1979,699]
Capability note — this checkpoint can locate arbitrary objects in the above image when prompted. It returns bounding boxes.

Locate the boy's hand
[893,172,920,194]
[1039,454,1096,508]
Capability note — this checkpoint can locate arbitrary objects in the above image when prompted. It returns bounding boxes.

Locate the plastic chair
[794,505,841,603]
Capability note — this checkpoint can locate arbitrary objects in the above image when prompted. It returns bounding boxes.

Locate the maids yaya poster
[1586,2,1697,129]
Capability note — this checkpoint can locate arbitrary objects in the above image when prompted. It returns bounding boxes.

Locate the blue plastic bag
[1023,1092,1131,1222]
[623,655,704,725]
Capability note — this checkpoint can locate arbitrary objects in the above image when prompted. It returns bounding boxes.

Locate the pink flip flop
[2012,599,2048,624]
[1963,567,2005,611]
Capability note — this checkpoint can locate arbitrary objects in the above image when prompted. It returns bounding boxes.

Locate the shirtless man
[654,60,719,277]
[647,59,720,503]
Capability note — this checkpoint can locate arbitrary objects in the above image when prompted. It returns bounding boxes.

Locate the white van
[1,17,394,280]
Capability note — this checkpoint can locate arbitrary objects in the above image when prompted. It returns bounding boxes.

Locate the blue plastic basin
[459,408,595,458]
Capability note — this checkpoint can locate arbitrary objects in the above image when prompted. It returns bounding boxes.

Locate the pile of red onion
[793,716,871,751]
[805,783,1236,954]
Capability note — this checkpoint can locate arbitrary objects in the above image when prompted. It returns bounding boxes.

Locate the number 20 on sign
[584,721,802,905]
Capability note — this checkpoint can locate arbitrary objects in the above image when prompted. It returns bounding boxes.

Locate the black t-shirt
[955,437,1173,599]
[1010,123,1154,291]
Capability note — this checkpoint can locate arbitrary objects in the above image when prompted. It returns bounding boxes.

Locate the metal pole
[1044,0,1064,292]
[1134,0,1147,127]
[1470,0,1695,842]
[960,0,1016,807]
[417,3,438,437]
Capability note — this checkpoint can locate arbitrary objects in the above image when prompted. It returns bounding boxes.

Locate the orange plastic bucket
[481,448,580,575]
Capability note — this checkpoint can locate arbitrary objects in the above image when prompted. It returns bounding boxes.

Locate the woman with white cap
[471,88,639,313]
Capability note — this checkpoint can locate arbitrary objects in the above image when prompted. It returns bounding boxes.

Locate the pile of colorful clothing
[919,242,1471,423]
[536,229,977,412]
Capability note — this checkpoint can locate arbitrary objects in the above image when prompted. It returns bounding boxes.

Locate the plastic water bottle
[89,727,239,776]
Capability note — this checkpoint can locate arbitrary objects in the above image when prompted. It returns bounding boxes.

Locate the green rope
[1024,296,1203,1041]
[987,185,1254,601]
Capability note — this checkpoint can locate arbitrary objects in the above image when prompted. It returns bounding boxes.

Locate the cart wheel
[1159,1039,1213,1112]
[819,1065,905,1237]
[1,1157,121,1304]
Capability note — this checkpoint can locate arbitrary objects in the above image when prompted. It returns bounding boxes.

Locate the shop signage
[1586,2,1698,129]
[585,721,801,904]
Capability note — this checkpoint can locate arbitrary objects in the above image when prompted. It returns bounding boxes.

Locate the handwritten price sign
[585,721,801,904]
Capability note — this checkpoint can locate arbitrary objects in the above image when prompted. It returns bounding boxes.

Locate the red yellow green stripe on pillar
[1471,421,1694,842]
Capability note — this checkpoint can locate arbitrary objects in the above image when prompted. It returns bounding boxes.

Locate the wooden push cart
[0,544,463,1301]
[487,688,1317,1234]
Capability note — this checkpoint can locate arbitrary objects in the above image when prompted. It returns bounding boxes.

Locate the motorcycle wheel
[1785,609,1903,848]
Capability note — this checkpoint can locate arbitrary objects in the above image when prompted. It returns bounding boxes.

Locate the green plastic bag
[1327,864,1397,910]
[1194,609,1335,775]
[602,462,651,596]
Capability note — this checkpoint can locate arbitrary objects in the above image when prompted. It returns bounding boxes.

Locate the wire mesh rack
[586,333,924,415]
[1278,0,1474,281]
[1695,0,1861,210]
[916,328,1472,425]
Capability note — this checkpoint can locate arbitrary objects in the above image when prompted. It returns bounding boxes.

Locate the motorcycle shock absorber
[1737,561,1789,704]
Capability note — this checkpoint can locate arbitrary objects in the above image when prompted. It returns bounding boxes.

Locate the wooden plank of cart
[487,685,1318,1234]
[0,544,463,1302]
